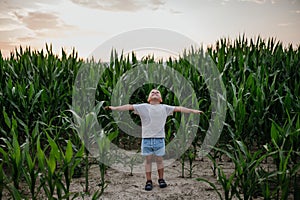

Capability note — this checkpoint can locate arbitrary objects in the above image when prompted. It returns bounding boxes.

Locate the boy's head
[147,89,162,103]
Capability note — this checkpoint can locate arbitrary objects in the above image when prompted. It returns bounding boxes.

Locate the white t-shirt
[133,103,175,138]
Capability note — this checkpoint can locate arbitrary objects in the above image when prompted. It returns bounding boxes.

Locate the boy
[106,89,203,191]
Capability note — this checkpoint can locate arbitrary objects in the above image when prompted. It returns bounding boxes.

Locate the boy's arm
[105,104,134,111]
[174,106,203,114]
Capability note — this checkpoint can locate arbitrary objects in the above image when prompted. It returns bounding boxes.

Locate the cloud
[289,9,300,14]
[278,23,292,26]
[0,29,27,42]
[150,0,166,9]
[70,0,166,12]
[0,17,21,30]
[0,11,75,46]
[0,29,34,57]
[221,0,283,4]
[169,8,182,14]
[0,0,75,41]
[0,0,76,57]
[0,41,18,57]
[14,11,74,31]
[238,0,266,3]
[0,0,61,16]
[219,0,274,5]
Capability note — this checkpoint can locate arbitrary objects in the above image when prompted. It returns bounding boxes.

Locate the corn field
[0,36,299,199]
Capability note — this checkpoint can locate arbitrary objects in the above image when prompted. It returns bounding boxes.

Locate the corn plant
[207,148,224,177]
[0,116,24,190]
[0,163,4,199]
[229,140,269,200]
[59,140,84,200]
[0,139,24,199]
[69,110,102,193]
[255,168,274,200]
[0,35,299,199]
[126,152,144,176]
[263,113,300,200]
[170,109,200,178]
[95,128,119,195]
[22,138,40,200]
[186,148,197,178]
[37,133,61,199]
[0,45,82,145]
[96,136,109,195]
[216,166,239,200]
[209,36,300,146]
[199,36,299,200]
[198,139,272,200]
[197,165,237,200]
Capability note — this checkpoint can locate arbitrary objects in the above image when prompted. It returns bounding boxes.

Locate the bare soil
[2,157,270,200]
[70,157,232,200]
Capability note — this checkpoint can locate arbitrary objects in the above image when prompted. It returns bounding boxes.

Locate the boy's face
[147,89,162,103]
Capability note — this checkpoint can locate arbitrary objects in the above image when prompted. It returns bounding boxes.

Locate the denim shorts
[141,138,165,156]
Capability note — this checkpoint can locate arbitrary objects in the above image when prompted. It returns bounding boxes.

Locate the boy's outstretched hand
[195,110,204,114]
[104,106,111,110]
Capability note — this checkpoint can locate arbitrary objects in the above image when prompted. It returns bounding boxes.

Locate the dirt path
[70,158,224,200]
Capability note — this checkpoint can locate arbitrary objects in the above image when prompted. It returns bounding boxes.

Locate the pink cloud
[14,11,74,31]
[70,0,165,12]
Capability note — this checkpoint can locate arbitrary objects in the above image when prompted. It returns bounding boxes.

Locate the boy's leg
[155,156,164,179]
[144,155,153,191]
[142,139,155,191]
[156,156,167,188]
[145,155,153,181]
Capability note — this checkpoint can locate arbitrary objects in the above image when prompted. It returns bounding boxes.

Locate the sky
[0,0,300,60]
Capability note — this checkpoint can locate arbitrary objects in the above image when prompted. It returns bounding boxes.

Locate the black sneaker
[145,180,153,191]
[158,179,167,188]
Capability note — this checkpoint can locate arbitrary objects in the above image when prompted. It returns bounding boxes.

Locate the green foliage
[22,138,39,200]
[199,140,267,200]
[0,163,4,199]
[0,117,24,190]
[0,45,82,143]
[266,113,300,200]
[210,36,300,145]
[197,36,299,199]
[0,35,299,199]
